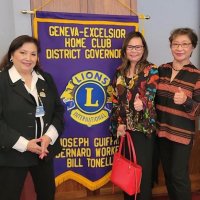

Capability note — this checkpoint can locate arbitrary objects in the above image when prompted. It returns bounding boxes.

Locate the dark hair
[169,28,198,48]
[0,35,41,71]
[119,31,149,75]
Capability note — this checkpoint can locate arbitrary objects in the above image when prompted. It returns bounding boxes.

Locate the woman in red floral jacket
[110,31,159,200]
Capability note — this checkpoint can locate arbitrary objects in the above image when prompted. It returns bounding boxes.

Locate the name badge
[35,106,45,117]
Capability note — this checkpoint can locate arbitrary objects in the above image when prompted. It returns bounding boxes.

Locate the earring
[10,58,13,62]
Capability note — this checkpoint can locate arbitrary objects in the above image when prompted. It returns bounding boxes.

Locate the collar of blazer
[11,78,35,105]
[8,72,48,105]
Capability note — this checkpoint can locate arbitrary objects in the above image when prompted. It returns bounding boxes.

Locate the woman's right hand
[26,138,42,155]
[117,124,126,137]
[134,93,143,111]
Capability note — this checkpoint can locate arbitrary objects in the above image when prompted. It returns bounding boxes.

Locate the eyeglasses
[171,43,192,49]
[127,45,144,51]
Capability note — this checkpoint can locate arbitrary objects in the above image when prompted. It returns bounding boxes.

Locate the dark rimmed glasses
[127,45,144,51]
[171,43,192,49]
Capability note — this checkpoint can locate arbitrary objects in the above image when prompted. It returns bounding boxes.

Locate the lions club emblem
[61,70,113,127]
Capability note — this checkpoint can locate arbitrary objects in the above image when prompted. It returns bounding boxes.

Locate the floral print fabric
[110,64,159,138]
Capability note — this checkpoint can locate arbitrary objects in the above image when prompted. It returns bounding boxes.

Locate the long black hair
[0,35,41,72]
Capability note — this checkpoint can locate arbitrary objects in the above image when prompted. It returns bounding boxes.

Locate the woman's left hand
[39,135,51,159]
[174,87,187,105]
[117,124,126,137]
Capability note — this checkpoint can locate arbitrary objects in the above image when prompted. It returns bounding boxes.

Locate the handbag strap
[118,135,125,154]
[118,132,141,199]
[118,132,138,164]
[126,132,141,200]
[118,136,132,161]
[126,132,138,164]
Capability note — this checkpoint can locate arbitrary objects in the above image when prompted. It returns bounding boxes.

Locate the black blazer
[0,70,64,167]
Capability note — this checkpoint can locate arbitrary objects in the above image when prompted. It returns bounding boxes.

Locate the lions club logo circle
[61,70,113,127]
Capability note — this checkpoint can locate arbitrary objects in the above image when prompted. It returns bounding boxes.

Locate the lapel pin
[39,91,46,97]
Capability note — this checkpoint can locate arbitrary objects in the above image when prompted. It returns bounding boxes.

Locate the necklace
[122,75,138,89]
[171,65,182,71]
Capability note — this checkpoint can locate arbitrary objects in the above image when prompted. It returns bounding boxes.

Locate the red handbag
[110,132,142,197]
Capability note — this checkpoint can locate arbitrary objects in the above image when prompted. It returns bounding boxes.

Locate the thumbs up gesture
[174,87,187,105]
[134,93,143,111]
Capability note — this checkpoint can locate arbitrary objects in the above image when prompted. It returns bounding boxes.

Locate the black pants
[159,137,192,200]
[123,131,155,200]
[0,159,55,200]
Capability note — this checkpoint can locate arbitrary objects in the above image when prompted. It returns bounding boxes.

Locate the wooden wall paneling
[30,0,137,15]
[190,135,200,173]
[31,0,88,13]
[189,129,200,191]
[130,0,137,15]
[55,180,88,199]
[88,0,136,15]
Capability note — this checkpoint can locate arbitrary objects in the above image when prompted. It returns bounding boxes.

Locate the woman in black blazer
[0,35,64,200]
